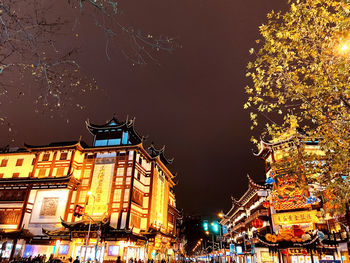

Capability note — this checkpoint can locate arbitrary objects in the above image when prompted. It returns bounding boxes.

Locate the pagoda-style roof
[222,174,267,220]
[0,174,80,188]
[253,132,320,159]
[24,140,88,151]
[141,225,176,239]
[0,145,28,154]
[43,217,147,242]
[0,227,34,241]
[60,217,109,230]
[86,116,144,146]
[147,143,174,166]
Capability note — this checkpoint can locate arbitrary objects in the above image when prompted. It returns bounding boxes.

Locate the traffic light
[203,220,209,231]
[73,204,84,218]
[211,221,220,234]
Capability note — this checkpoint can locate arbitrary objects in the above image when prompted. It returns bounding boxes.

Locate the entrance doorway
[75,245,105,262]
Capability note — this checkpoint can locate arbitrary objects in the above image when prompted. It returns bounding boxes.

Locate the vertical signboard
[86,153,116,215]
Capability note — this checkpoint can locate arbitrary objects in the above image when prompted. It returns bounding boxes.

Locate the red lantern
[302,250,308,256]
[293,228,305,238]
[262,201,271,208]
[252,218,263,228]
[281,250,289,255]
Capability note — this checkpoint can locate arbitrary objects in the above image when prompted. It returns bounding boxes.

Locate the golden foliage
[246,0,350,215]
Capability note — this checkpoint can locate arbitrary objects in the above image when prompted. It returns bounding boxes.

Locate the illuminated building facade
[221,133,350,263]
[254,134,348,263]
[0,117,180,262]
[220,175,275,263]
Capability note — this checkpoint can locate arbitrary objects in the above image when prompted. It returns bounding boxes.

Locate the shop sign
[272,210,319,225]
[260,252,274,262]
[288,248,307,255]
[72,231,98,238]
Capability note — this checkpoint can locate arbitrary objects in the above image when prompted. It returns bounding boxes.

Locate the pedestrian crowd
[2,254,74,263]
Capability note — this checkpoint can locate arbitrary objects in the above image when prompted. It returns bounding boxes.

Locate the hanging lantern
[302,250,308,256]
[262,201,271,208]
[281,250,289,255]
[293,228,305,238]
[252,218,263,228]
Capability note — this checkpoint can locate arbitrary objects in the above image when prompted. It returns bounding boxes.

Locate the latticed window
[38,168,46,178]
[130,214,141,228]
[42,153,50,161]
[16,159,23,166]
[12,173,19,178]
[114,189,122,202]
[0,159,8,167]
[132,189,143,206]
[60,152,68,160]
[79,191,87,203]
[116,168,124,177]
[56,167,65,177]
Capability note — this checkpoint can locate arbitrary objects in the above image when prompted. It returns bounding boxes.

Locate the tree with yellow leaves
[246,0,350,215]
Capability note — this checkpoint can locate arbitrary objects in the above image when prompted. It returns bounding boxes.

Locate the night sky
[0,0,288,215]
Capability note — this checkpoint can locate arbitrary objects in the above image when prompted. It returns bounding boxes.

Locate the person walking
[73,256,80,263]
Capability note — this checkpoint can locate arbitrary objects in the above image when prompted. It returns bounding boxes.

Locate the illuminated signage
[272,210,319,225]
[108,245,119,256]
[236,246,243,255]
[260,252,274,262]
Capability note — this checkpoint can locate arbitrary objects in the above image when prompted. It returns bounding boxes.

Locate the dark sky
[1,0,288,216]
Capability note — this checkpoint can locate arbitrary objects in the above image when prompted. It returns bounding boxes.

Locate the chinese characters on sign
[272,210,319,225]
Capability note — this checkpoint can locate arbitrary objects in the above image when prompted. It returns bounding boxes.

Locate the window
[83,170,91,179]
[113,189,122,202]
[82,179,90,186]
[116,168,124,177]
[60,152,68,160]
[115,177,123,185]
[108,139,121,146]
[16,159,23,166]
[32,158,36,165]
[138,157,142,165]
[12,173,19,178]
[38,168,46,178]
[127,167,132,176]
[137,172,141,180]
[0,173,3,178]
[42,153,50,161]
[56,167,65,177]
[78,191,87,203]
[28,172,32,177]
[84,154,94,163]
[132,190,143,206]
[95,140,108,146]
[0,159,8,167]
[122,132,129,144]
[130,214,141,228]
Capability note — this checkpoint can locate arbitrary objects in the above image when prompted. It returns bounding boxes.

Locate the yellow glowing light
[341,44,349,52]
[218,212,224,218]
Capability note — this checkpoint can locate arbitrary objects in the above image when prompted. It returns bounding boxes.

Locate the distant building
[219,175,275,263]
[0,116,180,262]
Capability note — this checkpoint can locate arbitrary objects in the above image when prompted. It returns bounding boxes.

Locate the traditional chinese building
[0,116,180,262]
[252,133,349,263]
[219,175,275,263]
